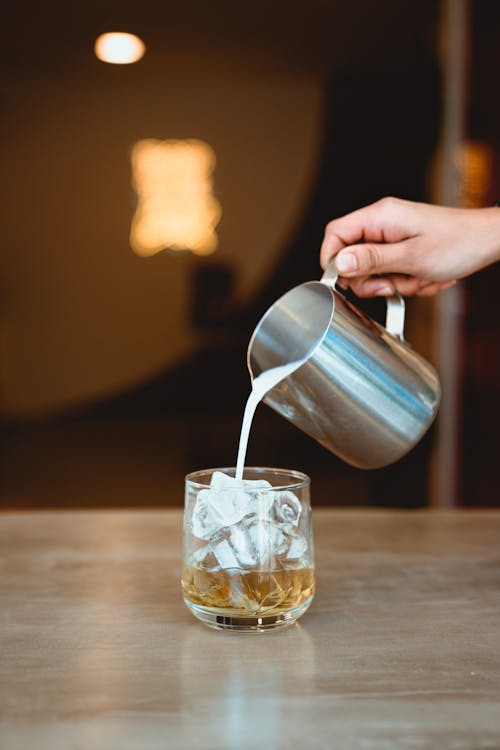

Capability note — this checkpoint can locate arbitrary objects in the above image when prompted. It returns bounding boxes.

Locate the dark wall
[76,33,442,508]
[0,1,444,509]
[462,0,500,507]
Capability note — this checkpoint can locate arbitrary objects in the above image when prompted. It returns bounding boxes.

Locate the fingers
[340,276,457,298]
[329,240,415,279]
[320,197,413,270]
[320,203,386,269]
[346,275,421,298]
[320,198,458,297]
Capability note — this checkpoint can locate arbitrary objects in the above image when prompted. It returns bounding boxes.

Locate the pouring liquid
[235,359,305,480]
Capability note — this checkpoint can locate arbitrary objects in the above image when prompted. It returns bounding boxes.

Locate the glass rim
[185,466,311,491]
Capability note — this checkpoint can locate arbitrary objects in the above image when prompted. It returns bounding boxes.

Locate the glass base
[184,597,313,632]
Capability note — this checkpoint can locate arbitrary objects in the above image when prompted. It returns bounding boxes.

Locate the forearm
[474,207,500,270]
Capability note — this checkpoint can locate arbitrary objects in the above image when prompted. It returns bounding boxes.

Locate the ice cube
[191,471,273,540]
[209,514,258,569]
[210,471,271,493]
[209,533,241,569]
[191,488,229,540]
[245,516,307,564]
[191,544,219,571]
[243,515,284,568]
[271,490,302,527]
[280,524,308,563]
[209,513,282,569]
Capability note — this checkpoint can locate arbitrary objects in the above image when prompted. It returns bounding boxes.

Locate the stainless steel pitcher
[247,262,441,469]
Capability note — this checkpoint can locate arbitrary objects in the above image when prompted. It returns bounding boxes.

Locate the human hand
[320,197,500,297]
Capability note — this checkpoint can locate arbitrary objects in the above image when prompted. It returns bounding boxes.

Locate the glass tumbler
[182,467,314,632]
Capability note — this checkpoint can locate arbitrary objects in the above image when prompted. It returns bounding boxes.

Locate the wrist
[482,207,500,265]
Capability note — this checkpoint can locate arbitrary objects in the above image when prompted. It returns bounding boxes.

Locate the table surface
[1,509,500,750]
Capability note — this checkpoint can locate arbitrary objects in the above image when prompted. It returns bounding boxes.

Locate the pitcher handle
[320,259,339,289]
[385,294,405,341]
[321,259,405,341]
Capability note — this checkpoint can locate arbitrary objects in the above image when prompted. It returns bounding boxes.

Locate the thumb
[334,242,411,277]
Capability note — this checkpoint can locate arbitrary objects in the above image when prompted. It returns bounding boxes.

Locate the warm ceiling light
[94,32,145,65]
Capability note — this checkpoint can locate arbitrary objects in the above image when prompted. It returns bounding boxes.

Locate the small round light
[94,32,145,65]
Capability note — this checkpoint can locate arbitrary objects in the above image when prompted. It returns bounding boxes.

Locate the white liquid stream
[235,359,305,480]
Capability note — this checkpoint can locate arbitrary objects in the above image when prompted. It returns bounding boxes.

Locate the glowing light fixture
[455,140,492,207]
[130,139,221,257]
[94,32,145,64]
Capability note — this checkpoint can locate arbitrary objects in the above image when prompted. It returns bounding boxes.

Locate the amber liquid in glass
[182,561,314,616]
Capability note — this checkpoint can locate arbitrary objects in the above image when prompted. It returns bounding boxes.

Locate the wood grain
[1,509,500,749]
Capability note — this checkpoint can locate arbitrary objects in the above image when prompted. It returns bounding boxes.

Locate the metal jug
[247,262,441,469]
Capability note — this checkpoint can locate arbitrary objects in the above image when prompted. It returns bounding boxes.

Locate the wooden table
[1,509,500,749]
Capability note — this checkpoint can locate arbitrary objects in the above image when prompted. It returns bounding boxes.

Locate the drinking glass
[182,467,314,632]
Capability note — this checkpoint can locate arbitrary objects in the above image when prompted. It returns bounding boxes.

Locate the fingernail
[373,284,394,296]
[336,252,358,274]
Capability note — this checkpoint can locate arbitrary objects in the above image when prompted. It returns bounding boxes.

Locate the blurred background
[0,0,498,510]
